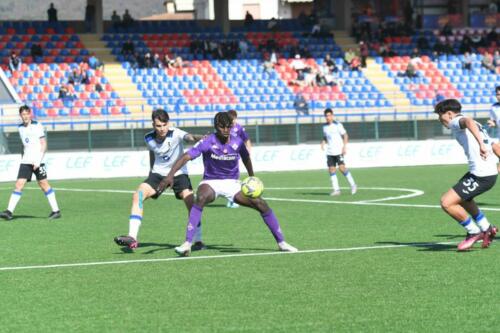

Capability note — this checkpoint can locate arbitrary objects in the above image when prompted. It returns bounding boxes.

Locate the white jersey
[489,102,500,138]
[18,120,45,165]
[145,127,189,176]
[450,115,498,177]
[323,121,346,156]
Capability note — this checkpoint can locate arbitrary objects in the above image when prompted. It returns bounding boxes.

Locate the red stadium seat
[90,107,100,115]
[47,108,58,117]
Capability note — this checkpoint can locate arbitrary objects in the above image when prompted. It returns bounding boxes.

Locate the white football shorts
[199,179,241,200]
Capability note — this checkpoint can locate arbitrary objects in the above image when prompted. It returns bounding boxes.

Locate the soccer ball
[241,176,264,199]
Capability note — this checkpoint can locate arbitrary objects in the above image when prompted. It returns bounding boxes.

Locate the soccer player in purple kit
[157,111,298,256]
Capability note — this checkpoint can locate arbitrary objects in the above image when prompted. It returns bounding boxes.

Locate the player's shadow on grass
[299,192,330,196]
[117,242,273,254]
[376,241,457,252]
[6,215,42,221]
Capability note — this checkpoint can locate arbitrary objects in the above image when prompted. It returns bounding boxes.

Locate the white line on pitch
[10,186,500,212]
[0,242,457,272]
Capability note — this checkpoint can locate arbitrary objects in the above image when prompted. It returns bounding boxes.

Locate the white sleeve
[176,128,188,141]
[37,123,46,138]
[490,107,497,121]
[338,123,347,135]
[449,116,463,131]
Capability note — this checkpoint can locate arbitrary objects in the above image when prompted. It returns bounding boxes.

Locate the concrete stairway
[332,30,358,52]
[362,58,410,109]
[78,34,149,116]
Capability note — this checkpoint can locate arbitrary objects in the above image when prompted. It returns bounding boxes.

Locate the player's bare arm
[158,152,192,191]
[342,133,349,155]
[149,150,154,170]
[320,137,326,150]
[492,142,500,158]
[459,117,488,159]
[184,133,204,143]
[35,137,47,170]
[487,119,496,127]
[241,155,254,177]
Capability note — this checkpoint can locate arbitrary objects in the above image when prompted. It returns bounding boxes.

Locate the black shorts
[327,155,345,167]
[452,172,497,201]
[17,163,47,182]
[144,173,193,200]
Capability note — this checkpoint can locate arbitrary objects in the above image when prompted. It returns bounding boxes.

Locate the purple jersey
[231,123,249,142]
[188,133,249,180]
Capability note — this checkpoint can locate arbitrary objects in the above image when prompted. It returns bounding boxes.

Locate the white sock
[193,223,202,243]
[459,217,481,234]
[330,173,339,191]
[45,188,59,212]
[7,191,22,213]
[473,211,491,232]
[128,215,142,240]
[343,171,356,187]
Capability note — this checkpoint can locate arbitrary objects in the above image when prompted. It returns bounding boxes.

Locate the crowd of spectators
[190,39,241,60]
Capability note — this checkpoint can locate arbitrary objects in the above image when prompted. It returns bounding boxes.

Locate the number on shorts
[463,177,479,192]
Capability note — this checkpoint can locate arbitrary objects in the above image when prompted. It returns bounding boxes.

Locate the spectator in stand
[323,54,338,73]
[153,53,162,69]
[85,3,96,33]
[162,54,174,68]
[121,40,135,57]
[494,50,500,74]
[47,3,58,23]
[263,52,277,74]
[173,56,184,68]
[443,40,454,55]
[9,52,21,71]
[481,52,496,73]
[267,17,278,32]
[111,10,121,30]
[95,83,103,93]
[87,53,103,71]
[359,41,369,68]
[462,51,472,71]
[244,11,254,27]
[30,43,43,59]
[294,93,309,116]
[441,22,453,36]
[459,35,473,54]
[80,69,90,85]
[238,39,249,55]
[486,28,498,46]
[68,68,83,85]
[433,38,446,56]
[143,53,153,68]
[398,61,418,78]
[291,54,305,71]
[58,84,75,100]
[417,35,430,51]
[122,9,134,29]
[311,22,321,37]
[350,55,361,71]
[343,48,356,67]
[471,32,486,49]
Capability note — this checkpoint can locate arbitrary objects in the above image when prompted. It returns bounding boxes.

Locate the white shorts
[199,179,241,200]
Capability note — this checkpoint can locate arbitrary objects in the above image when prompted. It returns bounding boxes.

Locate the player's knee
[250,197,269,212]
[440,196,451,211]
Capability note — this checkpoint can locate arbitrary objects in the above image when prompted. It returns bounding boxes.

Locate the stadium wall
[0,139,470,182]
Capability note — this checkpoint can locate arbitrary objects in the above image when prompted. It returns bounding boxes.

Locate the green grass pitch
[0,165,498,332]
